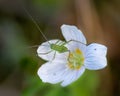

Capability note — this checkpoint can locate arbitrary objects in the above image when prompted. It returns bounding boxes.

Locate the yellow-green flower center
[68,48,84,70]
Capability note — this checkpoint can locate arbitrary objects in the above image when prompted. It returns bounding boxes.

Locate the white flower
[37,24,107,87]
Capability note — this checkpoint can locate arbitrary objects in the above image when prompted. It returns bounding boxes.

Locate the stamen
[75,48,82,54]
[69,53,73,58]
[68,48,84,70]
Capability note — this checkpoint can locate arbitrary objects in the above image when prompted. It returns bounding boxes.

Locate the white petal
[37,39,66,61]
[37,62,67,84]
[53,52,68,63]
[61,24,87,44]
[84,43,107,70]
[66,41,87,54]
[61,66,85,87]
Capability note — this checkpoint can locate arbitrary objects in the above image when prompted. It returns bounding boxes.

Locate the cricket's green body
[50,43,68,53]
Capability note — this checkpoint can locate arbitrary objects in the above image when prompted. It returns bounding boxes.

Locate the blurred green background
[0,0,120,96]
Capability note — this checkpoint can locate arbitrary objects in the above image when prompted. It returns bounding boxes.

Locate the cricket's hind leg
[66,40,86,45]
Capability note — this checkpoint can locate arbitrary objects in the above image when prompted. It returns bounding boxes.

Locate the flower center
[67,48,84,70]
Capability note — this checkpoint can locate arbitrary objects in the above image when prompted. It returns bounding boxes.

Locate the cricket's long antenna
[26,45,39,48]
[23,7,50,44]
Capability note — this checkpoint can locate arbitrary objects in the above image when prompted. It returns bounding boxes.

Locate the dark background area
[0,0,120,96]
